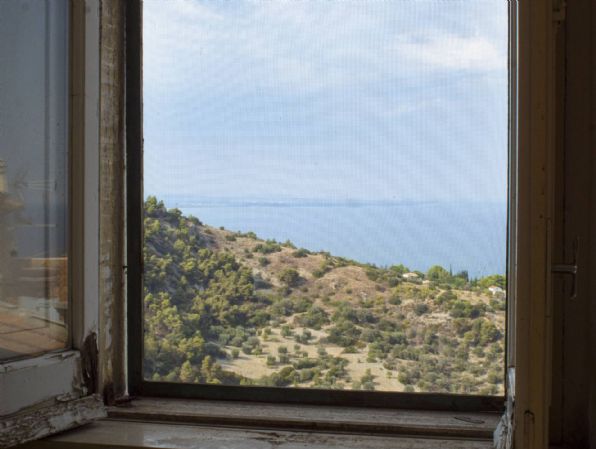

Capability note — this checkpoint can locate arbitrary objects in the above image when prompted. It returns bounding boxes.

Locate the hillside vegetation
[143,197,505,394]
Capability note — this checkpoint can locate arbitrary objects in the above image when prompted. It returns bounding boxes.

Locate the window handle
[552,237,579,300]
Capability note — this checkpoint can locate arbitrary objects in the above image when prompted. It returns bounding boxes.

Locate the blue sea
[160,196,506,278]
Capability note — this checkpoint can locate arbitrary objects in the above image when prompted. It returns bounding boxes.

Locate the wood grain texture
[108,398,500,440]
[513,2,556,448]
[98,0,126,404]
[25,419,494,449]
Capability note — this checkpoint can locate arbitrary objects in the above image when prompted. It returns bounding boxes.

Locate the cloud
[143,0,508,97]
[393,34,506,72]
[142,0,509,203]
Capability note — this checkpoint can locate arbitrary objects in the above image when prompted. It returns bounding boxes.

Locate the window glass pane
[143,0,507,395]
[0,0,69,361]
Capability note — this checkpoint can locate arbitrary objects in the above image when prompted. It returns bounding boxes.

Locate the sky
[143,0,508,203]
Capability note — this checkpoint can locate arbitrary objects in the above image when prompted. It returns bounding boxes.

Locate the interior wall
[551,0,596,447]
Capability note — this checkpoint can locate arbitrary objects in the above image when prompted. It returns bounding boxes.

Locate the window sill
[24,419,495,449]
[21,397,501,449]
[108,397,500,439]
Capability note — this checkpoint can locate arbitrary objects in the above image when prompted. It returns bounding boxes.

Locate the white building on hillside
[488,286,505,298]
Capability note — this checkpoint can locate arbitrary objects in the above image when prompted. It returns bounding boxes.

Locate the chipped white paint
[0,395,105,449]
[0,349,78,374]
[493,414,509,449]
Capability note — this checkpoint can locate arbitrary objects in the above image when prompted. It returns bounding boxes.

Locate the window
[0,1,105,445]
[0,0,70,362]
[0,0,560,447]
[128,0,509,409]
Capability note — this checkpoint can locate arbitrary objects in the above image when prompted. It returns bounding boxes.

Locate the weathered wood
[81,333,99,395]
[0,395,105,449]
[23,419,494,449]
[98,0,126,404]
[512,1,557,448]
[108,398,499,440]
[125,0,145,397]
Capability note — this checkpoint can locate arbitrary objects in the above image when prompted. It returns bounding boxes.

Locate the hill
[143,196,505,394]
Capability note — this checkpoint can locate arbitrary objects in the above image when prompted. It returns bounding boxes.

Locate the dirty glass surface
[0,0,70,361]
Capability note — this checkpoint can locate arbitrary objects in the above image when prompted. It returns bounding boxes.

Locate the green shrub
[292,248,309,258]
[436,290,457,305]
[487,370,503,384]
[449,300,485,318]
[270,298,294,317]
[388,294,402,305]
[326,321,361,347]
[299,369,315,382]
[254,240,282,254]
[312,261,332,278]
[294,296,313,313]
[489,297,506,311]
[427,265,450,282]
[295,306,329,329]
[364,266,382,281]
[414,303,429,316]
[293,358,318,369]
[295,329,313,344]
[360,369,376,391]
[279,268,301,287]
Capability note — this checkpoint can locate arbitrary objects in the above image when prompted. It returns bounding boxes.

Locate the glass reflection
[0,0,69,361]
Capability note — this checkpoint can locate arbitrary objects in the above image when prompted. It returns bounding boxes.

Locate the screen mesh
[142,0,508,395]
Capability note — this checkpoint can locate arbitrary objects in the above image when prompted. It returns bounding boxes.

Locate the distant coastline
[158,195,507,209]
[151,195,507,278]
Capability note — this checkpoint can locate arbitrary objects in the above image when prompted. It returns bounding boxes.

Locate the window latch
[552,237,578,299]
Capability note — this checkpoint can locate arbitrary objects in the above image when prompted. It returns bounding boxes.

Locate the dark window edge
[135,381,504,413]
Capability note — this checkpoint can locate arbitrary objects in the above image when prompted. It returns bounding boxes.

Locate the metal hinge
[552,237,578,299]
